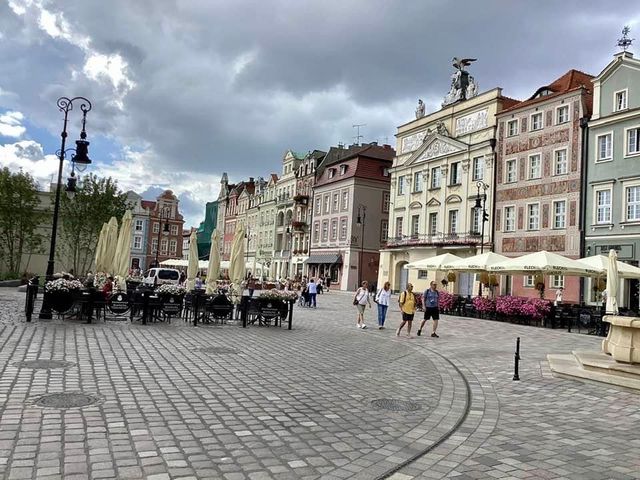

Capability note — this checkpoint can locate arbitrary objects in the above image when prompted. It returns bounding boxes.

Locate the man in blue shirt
[418,281,440,338]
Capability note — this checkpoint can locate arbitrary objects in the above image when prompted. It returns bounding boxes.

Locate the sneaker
[357,324,362,328]
[361,324,367,329]
[378,326,383,330]
[417,329,422,336]
[431,332,439,338]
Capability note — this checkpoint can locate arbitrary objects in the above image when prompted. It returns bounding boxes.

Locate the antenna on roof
[618,26,634,51]
[352,123,366,145]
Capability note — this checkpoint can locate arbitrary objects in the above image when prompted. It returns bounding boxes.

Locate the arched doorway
[395,261,409,293]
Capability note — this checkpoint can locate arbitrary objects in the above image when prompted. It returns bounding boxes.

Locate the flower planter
[256,297,288,320]
[161,294,183,316]
[49,292,75,313]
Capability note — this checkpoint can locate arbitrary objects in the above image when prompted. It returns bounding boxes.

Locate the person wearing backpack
[418,281,440,337]
[374,281,392,329]
[353,281,372,329]
[396,283,416,337]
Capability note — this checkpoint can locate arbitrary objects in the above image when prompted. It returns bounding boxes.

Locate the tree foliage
[59,174,129,275]
[0,168,47,276]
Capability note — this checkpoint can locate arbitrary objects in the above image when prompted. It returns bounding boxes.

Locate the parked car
[142,268,180,287]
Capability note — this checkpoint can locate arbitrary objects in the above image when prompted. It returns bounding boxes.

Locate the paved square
[0,288,638,479]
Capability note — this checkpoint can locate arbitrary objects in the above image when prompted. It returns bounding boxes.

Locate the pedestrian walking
[418,281,440,337]
[307,278,318,308]
[396,283,416,337]
[354,281,372,328]
[374,281,392,329]
[247,275,256,297]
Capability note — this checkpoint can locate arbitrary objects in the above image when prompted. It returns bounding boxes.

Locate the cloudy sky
[0,0,637,227]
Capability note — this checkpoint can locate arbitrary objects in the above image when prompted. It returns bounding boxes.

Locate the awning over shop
[304,253,343,264]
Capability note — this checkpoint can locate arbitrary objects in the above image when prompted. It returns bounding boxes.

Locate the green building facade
[197,200,219,259]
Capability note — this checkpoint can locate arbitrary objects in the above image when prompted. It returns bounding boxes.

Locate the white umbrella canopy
[442,252,509,271]
[488,250,601,276]
[606,249,619,315]
[578,254,640,279]
[229,223,246,283]
[186,230,199,290]
[114,210,133,288]
[405,253,462,270]
[103,216,119,275]
[94,223,107,272]
[206,229,220,294]
[160,259,189,267]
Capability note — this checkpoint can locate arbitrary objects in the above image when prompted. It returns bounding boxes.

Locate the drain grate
[371,398,422,412]
[196,346,238,354]
[32,392,101,409]
[13,359,75,370]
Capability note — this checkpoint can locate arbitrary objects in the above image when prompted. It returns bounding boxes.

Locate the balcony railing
[384,231,483,248]
[291,220,307,231]
[293,194,309,205]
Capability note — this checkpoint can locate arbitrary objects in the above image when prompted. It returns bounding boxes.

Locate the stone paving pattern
[0,288,638,479]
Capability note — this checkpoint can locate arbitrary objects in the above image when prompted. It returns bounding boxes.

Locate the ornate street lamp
[39,97,92,319]
[474,181,490,297]
[356,204,367,287]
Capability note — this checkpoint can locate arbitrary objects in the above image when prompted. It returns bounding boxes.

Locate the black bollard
[287,299,293,330]
[142,290,149,325]
[513,337,520,381]
[241,295,248,328]
[193,290,200,327]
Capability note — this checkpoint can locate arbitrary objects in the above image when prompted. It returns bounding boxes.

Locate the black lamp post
[356,204,367,287]
[153,206,172,268]
[285,225,292,279]
[474,181,489,297]
[245,226,250,278]
[39,97,92,319]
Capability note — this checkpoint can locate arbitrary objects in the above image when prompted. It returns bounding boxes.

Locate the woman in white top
[374,281,392,329]
[353,281,372,329]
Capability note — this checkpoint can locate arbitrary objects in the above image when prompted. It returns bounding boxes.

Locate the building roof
[141,200,156,210]
[500,69,594,115]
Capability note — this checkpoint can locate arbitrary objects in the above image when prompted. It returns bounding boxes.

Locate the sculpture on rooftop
[415,99,425,119]
[443,57,479,107]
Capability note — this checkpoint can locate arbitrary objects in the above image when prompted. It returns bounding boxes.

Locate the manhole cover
[371,399,422,412]
[196,346,238,354]
[32,392,101,409]
[13,359,75,370]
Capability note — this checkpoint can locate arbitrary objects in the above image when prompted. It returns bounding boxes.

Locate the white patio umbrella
[114,210,133,289]
[405,253,462,270]
[605,249,619,315]
[228,223,246,283]
[206,229,220,294]
[186,230,199,290]
[94,223,107,272]
[160,258,189,267]
[103,216,119,275]
[442,252,509,271]
[488,250,601,276]
[578,254,640,279]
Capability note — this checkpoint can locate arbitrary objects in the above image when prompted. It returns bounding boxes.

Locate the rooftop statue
[443,57,479,107]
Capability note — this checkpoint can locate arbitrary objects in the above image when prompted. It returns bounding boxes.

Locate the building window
[315,198,321,215]
[160,239,168,253]
[313,222,320,242]
[556,105,569,124]
[411,215,419,236]
[340,218,347,239]
[523,275,534,287]
[330,219,338,240]
[626,186,640,221]
[340,164,347,175]
[397,176,405,195]
[615,90,628,111]
[135,220,143,232]
[551,275,565,289]
[413,172,423,192]
[504,206,515,232]
[428,212,438,236]
[554,149,568,175]
[507,119,518,137]
[332,193,339,212]
[171,225,178,236]
[328,168,335,179]
[531,112,543,131]
[382,192,390,213]
[553,200,566,229]
[448,210,458,234]
[133,236,142,249]
[321,221,328,241]
[169,240,177,252]
[471,207,482,235]
[450,162,461,185]
[472,156,484,181]
[395,217,403,237]
[430,167,441,189]
[153,222,159,234]
[627,128,640,155]
[341,191,349,210]
[381,219,389,242]
[418,270,429,279]
[323,195,330,214]
[151,238,158,253]
[527,203,540,230]
[505,159,517,183]
[597,133,612,161]
[528,154,541,179]
[596,189,612,224]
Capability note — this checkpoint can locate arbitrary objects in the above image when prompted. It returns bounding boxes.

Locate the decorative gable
[426,197,441,207]
[404,134,467,166]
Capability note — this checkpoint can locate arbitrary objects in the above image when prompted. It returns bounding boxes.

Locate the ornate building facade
[145,190,185,268]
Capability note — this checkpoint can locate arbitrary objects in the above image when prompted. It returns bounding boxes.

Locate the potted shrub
[45,278,83,313]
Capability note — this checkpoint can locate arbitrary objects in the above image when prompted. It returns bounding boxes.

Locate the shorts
[402,312,415,321]
[424,307,440,320]
[357,304,366,314]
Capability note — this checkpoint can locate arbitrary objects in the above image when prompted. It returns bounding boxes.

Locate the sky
[0,0,638,228]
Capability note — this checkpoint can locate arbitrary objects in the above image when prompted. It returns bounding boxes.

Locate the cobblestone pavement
[0,288,639,480]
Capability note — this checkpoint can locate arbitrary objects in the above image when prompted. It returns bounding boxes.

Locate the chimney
[249,177,254,183]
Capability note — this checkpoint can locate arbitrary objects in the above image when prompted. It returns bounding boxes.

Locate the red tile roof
[141,200,156,210]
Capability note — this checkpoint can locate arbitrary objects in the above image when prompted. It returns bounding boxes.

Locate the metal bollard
[513,337,520,381]
[287,299,293,330]
[241,295,248,328]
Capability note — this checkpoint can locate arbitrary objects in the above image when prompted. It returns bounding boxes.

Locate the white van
[143,268,180,287]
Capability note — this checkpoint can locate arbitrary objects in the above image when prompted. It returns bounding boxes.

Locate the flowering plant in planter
[94,272,108,290]
[496,295,551,320]
[259,289,298,301]
[472,296,495,313]
[495,295,526,316]
[526,297,552,319]
[155,284,187,296]
[45,278,83,293]
[438,290,456,311]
